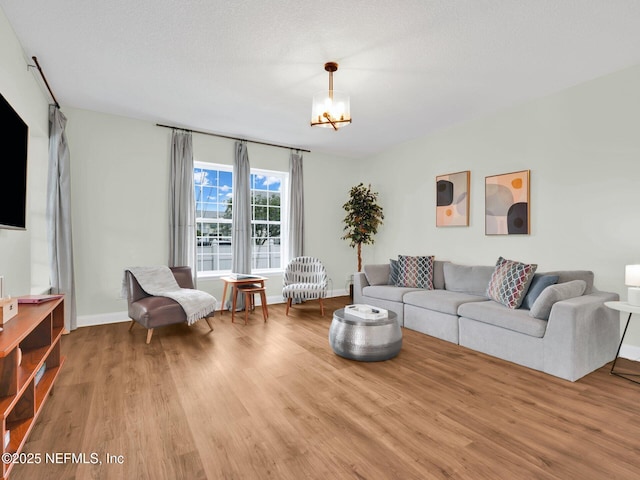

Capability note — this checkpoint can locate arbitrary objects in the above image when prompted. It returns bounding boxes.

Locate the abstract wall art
[485,170,530,235]
[436,171,470,227]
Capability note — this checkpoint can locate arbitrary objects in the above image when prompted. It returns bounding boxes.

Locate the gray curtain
[288,151,304,259]
[169,130,196,282]
[47,105,77,332]
[229,141,252,310]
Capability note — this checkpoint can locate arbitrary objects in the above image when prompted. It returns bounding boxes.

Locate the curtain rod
[156,123,310,153]
[30,56,60,108]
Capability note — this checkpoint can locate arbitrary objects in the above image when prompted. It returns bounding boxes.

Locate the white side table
[604,301,640,384]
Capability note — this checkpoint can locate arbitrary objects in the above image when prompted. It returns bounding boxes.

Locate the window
[194,162,288,275]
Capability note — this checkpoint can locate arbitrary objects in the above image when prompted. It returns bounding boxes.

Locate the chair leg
[204,316,214,331]
[286,298,292,316]
[319,298,325,317]
[260,290,268,322]
[244,292,250,325]
[146,328,154,344]
[128,320,136,332]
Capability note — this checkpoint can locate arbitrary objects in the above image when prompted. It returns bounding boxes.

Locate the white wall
[0,8,50,297]
[363,64,640,351]
[63,107,358,324]
[5,5,638,352]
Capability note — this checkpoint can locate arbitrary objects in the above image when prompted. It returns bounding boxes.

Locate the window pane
[268,206,280,222]
[268,223,280,239]
[253,223,269,242]
[219,223,232,239]
[268,177,282,191]
[268,192,280,206]
[253,193,267,220]
[219,170,232,188]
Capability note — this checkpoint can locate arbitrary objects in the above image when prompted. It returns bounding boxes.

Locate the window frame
[194,161,289,278]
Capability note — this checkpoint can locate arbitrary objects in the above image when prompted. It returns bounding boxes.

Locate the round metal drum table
[329,308,402,361]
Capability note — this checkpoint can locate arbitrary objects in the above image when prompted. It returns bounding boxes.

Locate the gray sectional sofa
[353,261,620,381]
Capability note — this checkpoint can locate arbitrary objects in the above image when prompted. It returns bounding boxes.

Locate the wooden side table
[604,301,640,384]
[219,275,267,324]
[237,284,268,325]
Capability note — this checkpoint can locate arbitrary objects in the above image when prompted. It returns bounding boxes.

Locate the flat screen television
[0,93,29,230]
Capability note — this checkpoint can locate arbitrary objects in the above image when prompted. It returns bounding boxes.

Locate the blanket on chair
[124,266,217,326]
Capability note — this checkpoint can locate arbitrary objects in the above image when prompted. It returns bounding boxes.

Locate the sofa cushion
[529,280,587,320]
[538,270,594,295]
[458,301,548,338]
[443,263,494,296]
[362,285,422,302]
[396,255,434,289]
[520,274,559,310]
[404,289,488,316]
[363,263,390,286]
[486,256,538,309]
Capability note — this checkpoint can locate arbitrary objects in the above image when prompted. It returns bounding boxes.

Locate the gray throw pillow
[520,274,559,310]
[389,259,399,285]
[529,280,587,320]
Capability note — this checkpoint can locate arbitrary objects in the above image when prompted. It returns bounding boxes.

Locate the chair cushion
[283,283,327,300]
[129,297,187,329]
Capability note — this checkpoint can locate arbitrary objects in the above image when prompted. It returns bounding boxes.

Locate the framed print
[436,171,470,227]
[485,169,530,235]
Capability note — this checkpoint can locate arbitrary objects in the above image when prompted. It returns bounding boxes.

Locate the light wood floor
[12,296,640,479]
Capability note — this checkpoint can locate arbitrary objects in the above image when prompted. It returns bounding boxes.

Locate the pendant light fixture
[311,62,351,130]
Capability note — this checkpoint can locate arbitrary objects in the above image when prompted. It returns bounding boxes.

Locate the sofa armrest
[353,272,369,304]
[543,291,620,381]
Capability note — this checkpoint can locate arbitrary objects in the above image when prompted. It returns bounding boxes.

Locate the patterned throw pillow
[396,255,434,289]
[486,256,538,309]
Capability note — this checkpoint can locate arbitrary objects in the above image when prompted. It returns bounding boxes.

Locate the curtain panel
[288,151,304,259]
[229,141,252,310]
[169,130,197,282]
[47,105,77,332]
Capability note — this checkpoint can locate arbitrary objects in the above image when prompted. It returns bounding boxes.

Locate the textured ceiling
[2,1,640,158]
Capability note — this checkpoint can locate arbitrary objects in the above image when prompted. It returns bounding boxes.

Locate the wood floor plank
[10,296,640,479]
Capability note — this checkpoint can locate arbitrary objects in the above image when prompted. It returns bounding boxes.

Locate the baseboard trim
[620,344,640,361]
[78,311,130,328]
[77,289,350,328]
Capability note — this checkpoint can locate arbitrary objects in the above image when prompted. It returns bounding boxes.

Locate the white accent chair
[283,256,328,316]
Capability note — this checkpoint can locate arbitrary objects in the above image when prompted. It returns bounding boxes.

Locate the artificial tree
[342,183,384,272]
